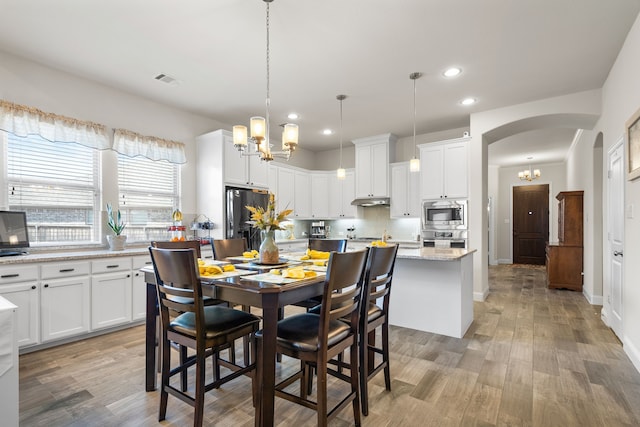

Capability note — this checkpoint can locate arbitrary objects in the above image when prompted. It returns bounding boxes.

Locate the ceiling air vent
[153,73,179,86]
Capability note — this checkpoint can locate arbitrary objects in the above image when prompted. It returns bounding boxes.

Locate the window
[117,154,180,242]
[5,132,100,244]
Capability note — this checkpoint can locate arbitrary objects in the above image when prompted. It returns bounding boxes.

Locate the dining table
[141,255,326,427]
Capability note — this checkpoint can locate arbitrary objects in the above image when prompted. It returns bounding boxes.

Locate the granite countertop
[0,247,150,264]
[396,247,476,261]
[0,244,476,265]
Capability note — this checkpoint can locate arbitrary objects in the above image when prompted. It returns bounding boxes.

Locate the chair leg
[316,360,329,427]
[242,305,251,366]
[180,345,188,392]
[350,340,362,427]
[194,347,206,427]
[382,322,391,390]
[359,328,369,416]
[159,333,171,421]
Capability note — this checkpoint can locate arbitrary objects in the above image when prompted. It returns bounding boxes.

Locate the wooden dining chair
[151,239,202,258]
[151,240,234,389]
[357,243,398,416]
[308,238,348,253]
[149,247,260,427]
[211,238,248,261]
[257,248,369,427]
[290,238,348,312]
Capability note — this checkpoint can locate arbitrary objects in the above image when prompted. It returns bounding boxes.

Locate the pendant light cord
[265,1,271,155]
[339,96,343,168]
[413,76,417,158]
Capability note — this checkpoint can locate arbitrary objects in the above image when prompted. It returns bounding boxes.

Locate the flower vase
[259,230,279,264]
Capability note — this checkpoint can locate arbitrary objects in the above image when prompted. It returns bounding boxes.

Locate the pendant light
[336,94,347,180]
[409,72,422,172]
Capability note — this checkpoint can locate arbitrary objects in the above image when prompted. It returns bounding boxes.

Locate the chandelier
[232,0,298,162]
[518,157,541,181]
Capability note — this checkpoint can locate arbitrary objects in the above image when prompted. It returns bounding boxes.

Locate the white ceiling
[0,0,638,166]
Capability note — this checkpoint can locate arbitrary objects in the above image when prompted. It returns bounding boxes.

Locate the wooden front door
[513,184,549,265]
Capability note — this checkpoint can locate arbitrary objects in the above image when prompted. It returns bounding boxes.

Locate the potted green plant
[106,203,127,250]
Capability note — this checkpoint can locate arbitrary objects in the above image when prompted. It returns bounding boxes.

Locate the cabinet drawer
[132,255,152,270]
[0,264,38,283]
[41,261,90,279]
[91,258,132,274]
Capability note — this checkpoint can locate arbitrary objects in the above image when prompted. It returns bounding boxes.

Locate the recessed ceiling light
[443,67,462,78]
[287,113,299,120]
[323,129,333,135]
[461,97,476,106]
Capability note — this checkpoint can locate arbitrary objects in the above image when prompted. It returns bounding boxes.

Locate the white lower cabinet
[91,258,132,330]
[0,264,40,348]
[0,281,39,347]
[132,255,152,321]
[41,274,90,342]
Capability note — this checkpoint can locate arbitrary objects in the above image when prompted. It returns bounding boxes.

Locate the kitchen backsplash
[277,206,421,241]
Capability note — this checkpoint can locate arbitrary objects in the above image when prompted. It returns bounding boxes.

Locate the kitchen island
[391,247,476,338]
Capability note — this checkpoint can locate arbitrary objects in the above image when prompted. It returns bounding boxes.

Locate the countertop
[0,245,475,265]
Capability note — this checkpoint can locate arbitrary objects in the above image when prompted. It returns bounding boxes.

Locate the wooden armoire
[546,191,584,291]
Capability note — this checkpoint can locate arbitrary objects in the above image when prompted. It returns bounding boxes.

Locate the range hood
[351,197,390,207]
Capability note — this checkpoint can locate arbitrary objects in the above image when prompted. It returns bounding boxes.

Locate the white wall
[564,129,604,304]
[597,12,640,369]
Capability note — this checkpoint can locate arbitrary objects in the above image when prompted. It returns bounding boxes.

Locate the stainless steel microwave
[421,199,467,230]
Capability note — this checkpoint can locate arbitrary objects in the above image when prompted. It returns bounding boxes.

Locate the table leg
[145,281,158,391]
[256,293,279,427]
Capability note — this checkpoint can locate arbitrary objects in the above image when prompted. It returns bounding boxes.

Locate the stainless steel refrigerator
[225,187,269,251]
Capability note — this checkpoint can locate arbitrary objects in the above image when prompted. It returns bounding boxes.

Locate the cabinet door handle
[127,274,131,278]
[44,284,49,288]
[614,251,624,257]
[1,273,19,279]
[106,265,119,269]
[59,268,75,273]
[31,285,36,290]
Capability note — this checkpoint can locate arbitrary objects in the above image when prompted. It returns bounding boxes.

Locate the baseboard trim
[623,334,640,374]
[474,287,489,302]
[497,259,512,265]
[583,288,604,305]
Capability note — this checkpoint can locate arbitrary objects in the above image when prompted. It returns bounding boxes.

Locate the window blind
[118,154,179,242]
[6,132,99,244]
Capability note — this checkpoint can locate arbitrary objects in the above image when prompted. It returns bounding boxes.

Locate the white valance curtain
[113,128,186,164]
[0,99,110,150]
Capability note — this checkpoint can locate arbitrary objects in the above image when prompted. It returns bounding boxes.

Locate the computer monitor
[0,211,30,256]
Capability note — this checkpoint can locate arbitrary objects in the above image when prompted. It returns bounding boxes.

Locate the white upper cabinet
[390,162,420,218]
[293,170,311,219]
[328,170,356,219]
[419,137,469,200]
[223,136,269,188]
[353,133,396,198]
[276,167,295,215]
[310,172,330,219]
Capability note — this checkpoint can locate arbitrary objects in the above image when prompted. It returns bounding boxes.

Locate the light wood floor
[19,265,640,426]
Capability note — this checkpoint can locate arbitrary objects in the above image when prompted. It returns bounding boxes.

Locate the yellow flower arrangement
[246,193,293,232]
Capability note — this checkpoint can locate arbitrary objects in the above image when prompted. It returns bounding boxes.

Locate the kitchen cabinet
[353,133,396,198]
[276,167,295,214]
[91,258,133,330]
[293,170,311,218]
[132,255,152,321]
[310,172,330,219]
[390,162,420,218]
[40,261,91,342]
[224,143,269,188]
[419,137,469,200]
[546,191,584,291]
[0,265,39,347]
[328,170,356,218]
